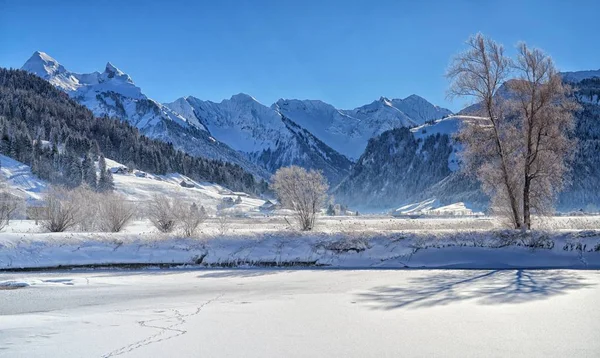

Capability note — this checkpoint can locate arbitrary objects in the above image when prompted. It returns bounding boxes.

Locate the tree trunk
[523,176,531,230]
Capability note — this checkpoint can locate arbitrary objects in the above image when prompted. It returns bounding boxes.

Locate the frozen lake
[2,269,600,357]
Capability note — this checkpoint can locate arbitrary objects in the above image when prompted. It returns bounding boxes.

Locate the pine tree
[326,204,335,216]
[97,155,114,192]
[65,153,82,188]
[82,153,97,189]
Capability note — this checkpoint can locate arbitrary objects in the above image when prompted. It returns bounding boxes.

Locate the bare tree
[216,211,230,235]
[146,194,178,233]
[0,192,21,231]
[42,186,81,232]
[447,33,522,228]
[178,202,207,237]
[447,34,577,229]
[98,193,137,232]
[271,166,329,231]
[510,44,578,228]
[0,176,21,231]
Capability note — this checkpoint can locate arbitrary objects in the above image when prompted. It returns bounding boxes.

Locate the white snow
[0,154,264,215]
[1,269,599,357]
[166,94,292,153]
[1,227,599,270]
[0,154,47,202]
[274,96,453,160]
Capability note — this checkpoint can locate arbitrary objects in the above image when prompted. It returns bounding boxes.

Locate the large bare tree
[271,166,328,231]
[510,43,578,228]
[447,34,577,229]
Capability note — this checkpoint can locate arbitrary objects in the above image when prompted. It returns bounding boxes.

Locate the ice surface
[1,269,599,357]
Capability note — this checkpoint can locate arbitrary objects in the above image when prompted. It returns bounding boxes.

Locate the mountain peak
[378,96,393,106]
[230,93,258,103]
[21,51,66,78]
[102,62,133,83]
[403,94,426,101]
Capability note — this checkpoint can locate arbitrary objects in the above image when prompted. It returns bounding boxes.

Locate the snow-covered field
[2,269,600,357]
[2,217,600,270]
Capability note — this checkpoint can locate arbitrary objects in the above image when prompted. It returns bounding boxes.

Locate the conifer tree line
[0,68,267,193]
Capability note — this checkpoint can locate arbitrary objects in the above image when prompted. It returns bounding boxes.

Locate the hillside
[0,68,264,194]
[0,154,265,214]
[335,75,600,213]
[165,95,353,185]
[21,52,269,179]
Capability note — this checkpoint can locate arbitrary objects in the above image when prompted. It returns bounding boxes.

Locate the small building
[180,180,195,188]
[259,200,277,212]
[110,166,128,175]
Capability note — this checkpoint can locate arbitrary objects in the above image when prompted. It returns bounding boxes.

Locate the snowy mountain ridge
[275,95,452,159]
[22,51,453,184]
[20,51,274,180]
[22,51,191,130]
[165,95,353,184]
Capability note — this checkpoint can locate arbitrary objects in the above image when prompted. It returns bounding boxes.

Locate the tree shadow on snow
[196,269,286,279]
[357,269,595,310]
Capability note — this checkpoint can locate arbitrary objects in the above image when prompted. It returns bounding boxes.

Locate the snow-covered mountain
[275,95,452,160]
[335,74,600,212]
[333,115,486,211]
[22,52,191,132]
[21,51,269,179]
[168,94,289,153]
[561,69,600,83]
[389,94,453,124]
[165,95,353,185]
[20,51,451,185]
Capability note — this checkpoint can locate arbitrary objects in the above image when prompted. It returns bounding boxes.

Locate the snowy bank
[1,231,600,270]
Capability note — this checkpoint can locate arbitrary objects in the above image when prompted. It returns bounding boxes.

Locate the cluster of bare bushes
[29,186,207,236]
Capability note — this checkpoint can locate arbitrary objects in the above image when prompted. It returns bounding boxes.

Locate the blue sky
[1,0,598,111]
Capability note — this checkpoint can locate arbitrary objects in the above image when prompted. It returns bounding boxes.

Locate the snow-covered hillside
[561,69,600,83]
[167,94,290,153]
[0,154,265,214]
[0,154,47,203]
[275,95,452,159]
[166,95,353,185]
[21,52,271,179]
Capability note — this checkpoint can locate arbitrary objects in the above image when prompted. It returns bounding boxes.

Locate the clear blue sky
[1,0,598,111]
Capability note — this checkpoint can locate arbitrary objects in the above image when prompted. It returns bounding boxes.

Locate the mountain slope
[0,68,264,194]
[333,123,456,210]
[336,74,600,212]
[165,95,352,185]
[561,69,600,83]
[274,96,452,160]
[21,51,268,179]
[390,94,453,124]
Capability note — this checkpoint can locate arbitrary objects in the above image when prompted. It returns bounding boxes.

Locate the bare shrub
[178,202,207,237]
[72,185,100,231]
[0,192,21,231]
[42,186,81,232]
[98,193,137,232]
[216,212,230,235]
[146,194,178,233]
[271,166,329,231]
